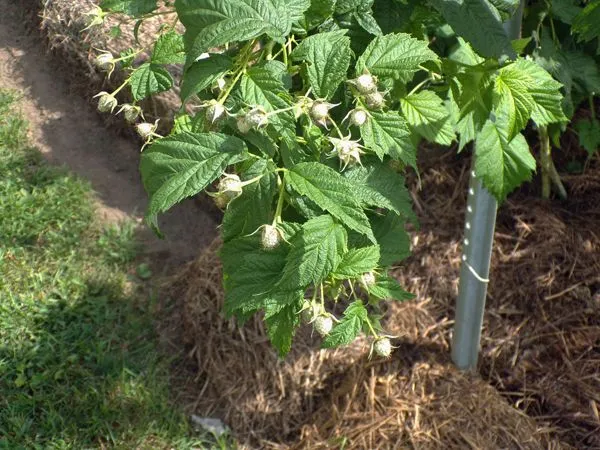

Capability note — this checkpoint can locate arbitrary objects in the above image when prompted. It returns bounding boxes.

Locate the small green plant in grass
[0,91,230,449]
[87,0,586,357]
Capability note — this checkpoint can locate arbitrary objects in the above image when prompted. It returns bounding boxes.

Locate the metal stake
[451,1,524,371]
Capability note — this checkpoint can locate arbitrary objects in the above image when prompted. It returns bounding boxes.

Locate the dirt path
[0,1,217,269]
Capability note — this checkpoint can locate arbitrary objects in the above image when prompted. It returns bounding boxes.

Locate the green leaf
[140,132,246,225]
[322,301,368,348]
[572,1,600,44]
[264,301,301,357]
[356,33,438,82]
[550,0,582,25]
[239,67,295,134]
[277,215,347,290]
[342,163,414,220]
[300,0,337,30]
[221,160,277,242]
[371,212,411,266]
[474,120,536,201]
[287,163,375,241]
[429,0,515,60]
[519,59,567,127]
[291,30,352,99]
[354,11,383,36]
[129,63,173,101]
[493,61,535,139]
[575,118,600,157]
[360,111,416,168]
[152,31,186,64]
[367,275,414,301]
[180,55,232,103]
[400,90,455,145]
[100,0,157,16]
[333,246,380,278]
[176,0,309,64]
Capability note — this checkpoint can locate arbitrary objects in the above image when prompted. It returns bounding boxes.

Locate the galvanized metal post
[451,1,524,371]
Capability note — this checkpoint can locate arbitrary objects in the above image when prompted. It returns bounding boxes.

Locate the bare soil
[0,0,217,270]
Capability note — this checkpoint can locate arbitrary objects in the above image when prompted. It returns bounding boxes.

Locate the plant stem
[217,40,256,105]
[273,174,286,223]
[590,95,596,120]
[365,317,378,338]
[539,126,567,200]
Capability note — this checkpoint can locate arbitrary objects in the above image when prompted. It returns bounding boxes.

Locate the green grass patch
[0,90,230,449]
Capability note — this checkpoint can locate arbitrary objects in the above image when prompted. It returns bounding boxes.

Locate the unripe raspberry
[213,193,230,209]
[349,108,368,126]
[365,91,386,110]
[246,107,269,129]
[205,101,226,124]
[373,337,392,358]
[94,92,118,113]
[360,271,376,288]
[117,104,142,123]
[95,52,115,72]
[314,315,333,337]
[310,101,331,121]
[261,224,281,250]
[355,73,378,94]
[236,115,252,134]
[136,121,158,140]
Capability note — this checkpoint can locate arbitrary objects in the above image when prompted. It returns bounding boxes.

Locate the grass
[0,90,231,449]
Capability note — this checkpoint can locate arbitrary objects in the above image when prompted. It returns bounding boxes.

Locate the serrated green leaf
[140,132,246,225]
[342,163,414,220]
[400,90,455,145]
[474,120,536,201]
[517,59,567,126]
[176,0,308,64]
[367,275,414,301]
[287,163,375,241]
[239,67,295,134]
[129,63,173,101]
[300,0,337,30]
[180,55,232,103]
[333,246,380,278]
[356,33,438,82]
[360,111,416,168]
[572,1,600,44]
[221,160,277,242]
[429,0,515,60]
[278,215,347,289]
[152,31,186,64]
[100,0,157,16]
[575,118,600,156]
[264,301,301,357]
[335,0,372,14]
[493,61,535,139]
[322,301,368,348]
[291,30,352,99]
[371,212,411,266]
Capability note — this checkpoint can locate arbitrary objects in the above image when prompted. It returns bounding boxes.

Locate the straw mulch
[170,147,599,449]
[20,0,183,132]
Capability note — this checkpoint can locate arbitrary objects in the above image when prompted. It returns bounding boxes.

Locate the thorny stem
[539,126,567,200]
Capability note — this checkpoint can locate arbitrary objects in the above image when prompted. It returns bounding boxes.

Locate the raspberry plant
[90,0,595,357]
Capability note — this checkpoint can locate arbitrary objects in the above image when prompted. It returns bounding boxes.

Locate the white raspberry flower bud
[314,315,333,337]
[136,121,158,140]
[94,91,118,113]
[217,173,243,199]
[300,300,322,324]
[236,115,252,134]
[356,73,377,93]
[310,101,335,123]
[349,108,368,126]
[360,271,376,288]
[261,224,281,250]
[95,52,115,72]
[213,193,230,209]
[373,337,393,358]
[246,107,269,128]
[117,104,142,123]
[365,91,386,110]
[83,6,106,30]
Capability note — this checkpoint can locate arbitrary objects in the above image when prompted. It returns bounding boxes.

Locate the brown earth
[0,0,217,270]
